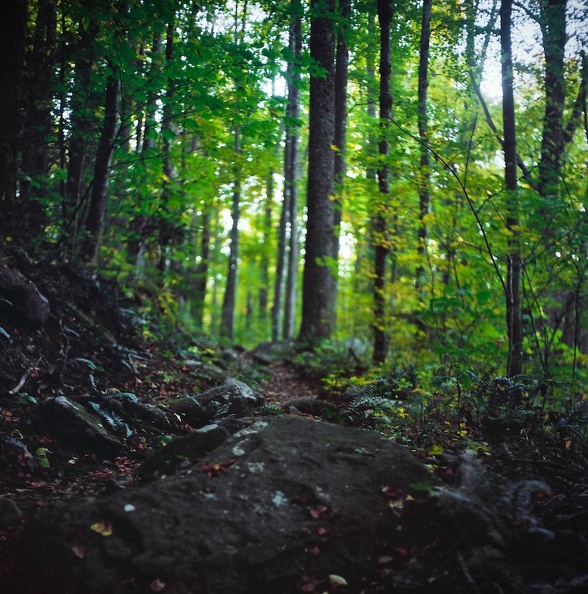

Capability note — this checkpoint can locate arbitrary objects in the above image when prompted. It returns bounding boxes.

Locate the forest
[1,1,588,591]
[1,0,587,392]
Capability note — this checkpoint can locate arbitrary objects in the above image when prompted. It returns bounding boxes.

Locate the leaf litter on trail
[90,520,113,536]
[200,459,236,477]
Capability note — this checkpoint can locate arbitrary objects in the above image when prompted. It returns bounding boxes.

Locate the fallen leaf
[381,485,403,498]
[307,546,321,556]
[393,546,409,561]
[90,520,113,536]
[329,574,348,586]
[200,459,236,477]
[309,504,330,519]
[72,544,85,559]
[150,578,166,591]
[316,526,330,536]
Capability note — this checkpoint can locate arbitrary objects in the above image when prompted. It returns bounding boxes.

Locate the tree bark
[333,0,350,248]
[501,0,523,376]
[19,0,57,234]
[220,127,241,340]
[157,19,178,278]
[537,0,567,204]
[82,69,121,263]
[372,0,393,364]
[284,8,302,341]
[64,17,99,253]
[299,0,337,341]
[193,204,211,328]
[0,0,28,235]
[416,0,432,295]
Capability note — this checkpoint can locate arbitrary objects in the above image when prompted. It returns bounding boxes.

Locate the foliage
[303,347,588,458]
[0,0,586,395]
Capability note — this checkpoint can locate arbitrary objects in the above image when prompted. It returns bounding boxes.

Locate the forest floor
[1,249,588,592]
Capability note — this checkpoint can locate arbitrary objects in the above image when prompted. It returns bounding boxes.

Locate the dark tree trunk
[125,32,162,273]
[260,168,273,323]
[416,0,432,294]
[82,69,121,263]
[372,0,393,364]
[284,7,302,341]
[299,0,337,341]
[0,0,28,235]
[64,18,99,253]
[220,127,241,340]
[500,0,523,376]
[157,19,177,278]
[19,0,57,235]
[274,8,302,341]
[193,205,211,327]
[537,0,567,204]
[333,0,350,248]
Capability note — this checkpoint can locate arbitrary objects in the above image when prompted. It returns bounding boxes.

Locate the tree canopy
[1,0,586,390]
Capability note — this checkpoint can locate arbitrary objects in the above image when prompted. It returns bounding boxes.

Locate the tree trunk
[157,19,177,278]
[220,126,241,341]
[372,0,393,364]
[333,0,350,249]
[0,0,28,235]
[284,7,302,340]
[415,0,432,295]
[193,205,211,328]
[500,0,523,376]
[19,0,57,235]
[260,167,273,323]
[299,0,337,341]
[274,8,302,341]
[82,69,121,263]
[64,18,99,253]
[537,0,566,205]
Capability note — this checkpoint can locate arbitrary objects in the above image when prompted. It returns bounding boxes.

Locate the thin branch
[470,73,538,191]
[390,117,509,299]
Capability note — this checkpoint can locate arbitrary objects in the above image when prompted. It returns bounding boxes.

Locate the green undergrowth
[294,340,588,459]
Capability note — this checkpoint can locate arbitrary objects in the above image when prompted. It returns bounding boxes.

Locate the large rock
[0,264,50,325]
[7,416,437,593]
[41,395,123,455]
[166,378,262,426]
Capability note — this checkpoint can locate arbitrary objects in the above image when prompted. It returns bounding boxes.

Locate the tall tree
[157,18,179,277]
[537,0,567,204]
[284,8,303,341]
[371,0,393,363]
[333,0,351,251]
[415,0,433,295]
[63,12,101,255]
[299,0,338,341]
[274,4,302,341]
[500,0,523,376]
[220,126,242,340]
[82,65,121,263]
[19,0,57,234]
[220,0,247,340]
[0,0,29,235]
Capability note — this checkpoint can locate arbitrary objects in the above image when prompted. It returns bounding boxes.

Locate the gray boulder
[166,378,262,426]
[11,416,436,593]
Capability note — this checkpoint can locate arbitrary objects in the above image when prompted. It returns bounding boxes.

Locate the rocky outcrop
[7,416,437,593]
[0,264,50,325]
[165,378,263,426]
